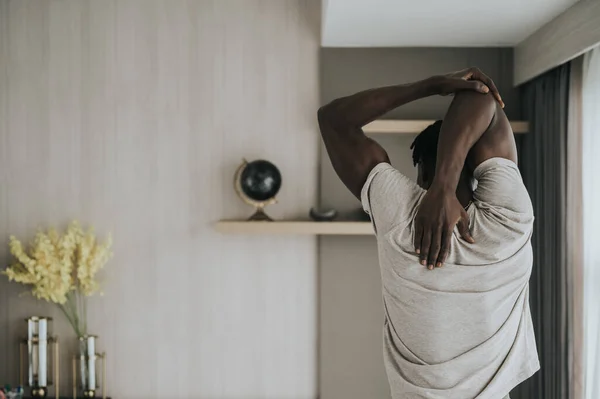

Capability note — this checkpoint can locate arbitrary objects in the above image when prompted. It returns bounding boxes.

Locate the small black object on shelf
[309,207,338,222]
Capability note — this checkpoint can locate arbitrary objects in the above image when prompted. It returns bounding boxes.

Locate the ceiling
[322,0,579,47]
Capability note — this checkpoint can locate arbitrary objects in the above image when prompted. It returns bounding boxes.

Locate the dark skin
[318,67,516,269]
[416,90,517,269]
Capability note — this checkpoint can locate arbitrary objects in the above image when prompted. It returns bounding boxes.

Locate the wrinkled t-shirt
[361,157,540,399]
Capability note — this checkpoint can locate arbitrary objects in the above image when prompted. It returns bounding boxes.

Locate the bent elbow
[454,90,498,123]
[318,98,346,127]
[455,89,496,108]
[317,105,329,125]
[317,103,336,126]
[479,90,498,113]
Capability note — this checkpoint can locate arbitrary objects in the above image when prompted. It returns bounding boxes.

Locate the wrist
[432,149,469,192]
[429,179,457,193]
[392,78,438,101]
[423,76,442,96]
[431,167,462,192]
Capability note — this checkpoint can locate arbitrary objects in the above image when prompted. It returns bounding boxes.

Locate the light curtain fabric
[582,45,600,399]
[512,63,571,399]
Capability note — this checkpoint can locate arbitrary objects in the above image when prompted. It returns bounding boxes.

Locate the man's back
[317,68,540,398]
[362,158,540,398]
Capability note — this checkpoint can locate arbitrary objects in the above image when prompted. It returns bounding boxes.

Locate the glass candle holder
[73,335,106,399]
[19,316,59,399]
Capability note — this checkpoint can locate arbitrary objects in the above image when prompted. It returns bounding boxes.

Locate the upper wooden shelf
[215,220,374,235]
[363,120,529,134]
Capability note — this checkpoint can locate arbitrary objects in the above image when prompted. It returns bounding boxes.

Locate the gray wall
[318,47,518,399]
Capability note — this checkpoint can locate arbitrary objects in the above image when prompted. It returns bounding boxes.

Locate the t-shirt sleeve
[361,163,425,236]
[473,157,534,222]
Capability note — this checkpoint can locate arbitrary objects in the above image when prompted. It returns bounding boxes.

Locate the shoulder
[468,100,517,169]
[472,158,534,247]
[361,163,425,235]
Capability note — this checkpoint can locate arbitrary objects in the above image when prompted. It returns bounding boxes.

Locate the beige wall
[0,1,320,398]
[318,47,518,399]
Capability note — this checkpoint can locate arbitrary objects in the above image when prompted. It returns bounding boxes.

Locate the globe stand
[248,206,274,221]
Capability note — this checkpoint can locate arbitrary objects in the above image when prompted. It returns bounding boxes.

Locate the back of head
[411,120,442,167]
[411,120,475,191]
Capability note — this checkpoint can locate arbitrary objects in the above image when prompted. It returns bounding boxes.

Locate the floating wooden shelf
[215,220,374,235]
[218,119,529,236]
[364,119,529,134]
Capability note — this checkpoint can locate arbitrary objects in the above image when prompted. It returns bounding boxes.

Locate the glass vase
[77,335,98,398]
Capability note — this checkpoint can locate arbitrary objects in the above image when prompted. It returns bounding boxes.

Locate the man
[317,68,540,399]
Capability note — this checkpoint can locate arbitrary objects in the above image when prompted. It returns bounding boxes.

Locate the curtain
[511,64,571,399]
[582,46,600,399]
[568,56,584,399]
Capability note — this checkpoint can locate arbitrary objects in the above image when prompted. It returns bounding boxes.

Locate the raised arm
[317,70,501,199]
[415,90,516,268]
[318,79,432,198]
[433,90,516,191]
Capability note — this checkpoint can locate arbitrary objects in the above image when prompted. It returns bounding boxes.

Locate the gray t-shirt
[361,158,540,399]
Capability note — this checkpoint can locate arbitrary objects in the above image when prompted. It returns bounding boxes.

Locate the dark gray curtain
[511,64,571,399]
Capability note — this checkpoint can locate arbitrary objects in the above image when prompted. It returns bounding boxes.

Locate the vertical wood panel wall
[0,1,320,398]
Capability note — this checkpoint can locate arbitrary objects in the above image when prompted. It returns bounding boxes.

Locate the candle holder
[72,335,106,399]
[19,317,59,399]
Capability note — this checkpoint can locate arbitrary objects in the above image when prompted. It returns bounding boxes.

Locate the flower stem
[82,293,87,335]
[58,303,81,337]
[61,290,89,337]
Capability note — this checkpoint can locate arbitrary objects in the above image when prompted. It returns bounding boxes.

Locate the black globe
[239,160,282,202]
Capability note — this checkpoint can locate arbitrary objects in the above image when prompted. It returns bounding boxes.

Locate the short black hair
[410,120,442,166]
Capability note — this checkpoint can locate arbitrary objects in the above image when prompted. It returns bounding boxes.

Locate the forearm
[432,91,497,190]
[319,78,437,128]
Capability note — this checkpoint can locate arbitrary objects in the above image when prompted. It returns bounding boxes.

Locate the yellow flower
[2,221,112,305]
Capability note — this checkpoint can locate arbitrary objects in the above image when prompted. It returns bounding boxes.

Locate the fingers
[482,77,504,108]
[457,212,475,243]
[468,67,505,108]
[427,228,442,270]
[464,80,490,94]
[456,67,474,80]
[419,228,431,267]
[414,219,424,255]
[436,229,451,267]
